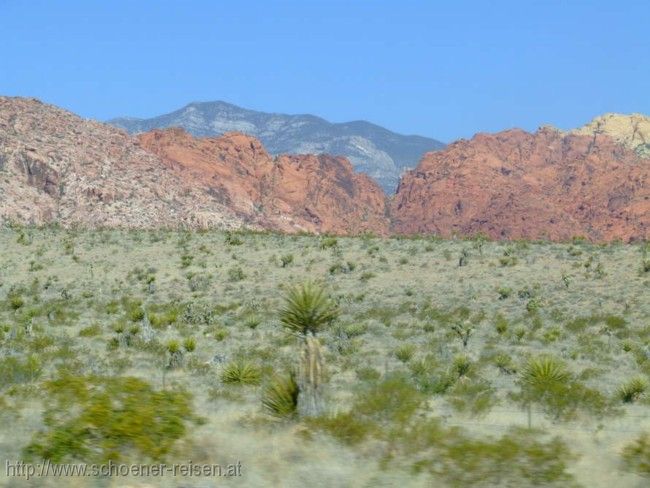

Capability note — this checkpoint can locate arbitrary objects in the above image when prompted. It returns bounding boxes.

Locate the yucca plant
[618,377,647,403]
[221,361,261,385]
[279,282,339,336]
[518,355,569,427]
[262,373,299,418]
[278,282,338,417]
[521,356,569,387]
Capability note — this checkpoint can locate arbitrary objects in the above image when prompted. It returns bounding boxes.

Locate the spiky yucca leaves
[279,282,339,336]
[518,355,569,427]
[262,373,299,418]
[618,377,648,403]
[521,356,569,388]
[221,361,261,385]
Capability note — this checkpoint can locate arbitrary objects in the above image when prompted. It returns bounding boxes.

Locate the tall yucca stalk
[278,282,338,417]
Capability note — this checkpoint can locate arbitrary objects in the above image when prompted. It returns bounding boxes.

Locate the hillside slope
[0,97,388,234]
[392,127,649,241]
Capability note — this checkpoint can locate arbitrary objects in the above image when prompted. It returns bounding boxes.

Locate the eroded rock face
[137,128,389,235]
[2,97,648,241]
[391,128,649,241]
[0,96,244,228]
[0,97,388,234]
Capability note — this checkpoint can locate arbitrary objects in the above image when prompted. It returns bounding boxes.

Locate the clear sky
[1,0,648,142]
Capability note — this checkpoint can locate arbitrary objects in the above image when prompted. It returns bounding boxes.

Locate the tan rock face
[571,113,650,157]
[391,128,649,242]
[136,128,390,234]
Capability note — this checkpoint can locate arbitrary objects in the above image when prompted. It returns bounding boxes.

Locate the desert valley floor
[0,226,649,487]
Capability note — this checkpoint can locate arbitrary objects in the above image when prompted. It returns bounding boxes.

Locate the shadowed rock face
[391,128,649,241]
[0,97,388,234]
[137,128,390,235]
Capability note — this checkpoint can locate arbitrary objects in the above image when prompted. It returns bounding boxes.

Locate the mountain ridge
[108,100,445,193]
[2,96,648,242]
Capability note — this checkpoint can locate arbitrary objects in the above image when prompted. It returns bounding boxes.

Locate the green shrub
[405,424,577,487]
[183,337,197,353]
[23,375,200,463]
[222,361,261,385]
[180,254,194,268]
[0,355,42,387]
[307,411,374,445]
[394,343,416,363]
[280,254,294,267]
[227,266,246,282]
[494,353,516,374]
[224,231,244,246]
[79,324,102,337]
[494,315,509,335]
[622,432,650,477]
[497,287,512,300]
[447,379,497,416]
[9,294,24,310]
[514,355,613,422]
[262,374,299,418]
[618,377,647,403]
[319,237,338,249]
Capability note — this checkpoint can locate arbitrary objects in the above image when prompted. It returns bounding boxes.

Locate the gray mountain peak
[108,101,445,193]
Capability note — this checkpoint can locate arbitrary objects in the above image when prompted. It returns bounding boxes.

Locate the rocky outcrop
[571,113,650,158]
[0,96,246,228]
[0,97,388,234]
[391,128,649,242]
[2,97,648,241]
[137,128,389,235]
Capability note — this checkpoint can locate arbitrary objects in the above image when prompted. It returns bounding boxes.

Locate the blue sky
[1,0,648,141]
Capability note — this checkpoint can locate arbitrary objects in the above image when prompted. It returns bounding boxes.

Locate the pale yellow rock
[571,113,650,156]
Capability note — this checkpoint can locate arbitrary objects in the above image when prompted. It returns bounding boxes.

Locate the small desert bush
[404,424,577,487]
[447,379,498,416]
[394,343,416,363]
[78,324,102,337]
[622,432,650,477]
[0,355,43,388]
[221,361,261,385]
[618,377,647,403]
[23,374,200,463]
[262,373,299,418]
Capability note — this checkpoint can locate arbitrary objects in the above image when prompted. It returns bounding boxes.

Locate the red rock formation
[391,128,649,241]
[2,97,648,242]
[137,128,389,235]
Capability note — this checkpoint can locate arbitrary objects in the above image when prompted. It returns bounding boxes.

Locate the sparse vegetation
[0,226,647,486]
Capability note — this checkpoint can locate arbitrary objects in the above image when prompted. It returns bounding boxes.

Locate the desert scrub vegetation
[23,374,202,463]
[0,225,648,486]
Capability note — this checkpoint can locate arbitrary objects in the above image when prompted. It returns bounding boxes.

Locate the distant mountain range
[108,101,445,192]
